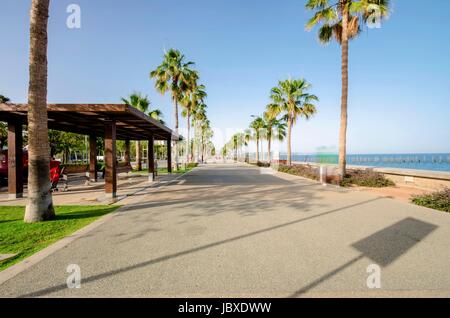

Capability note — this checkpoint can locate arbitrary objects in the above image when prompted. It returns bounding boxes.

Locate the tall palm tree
[199,119,212,162]
[250,117,265,163]
[150,49,195,169]
[182,79,206,163]
[0,95,10,103]
[191,103,207,161]
[148,108,165,125]
[243,129,252,162]
[267,78,318,166]
[263,111,287,163]
[122,92,151,171]
[305,0,390,177]
[24,0,55,222]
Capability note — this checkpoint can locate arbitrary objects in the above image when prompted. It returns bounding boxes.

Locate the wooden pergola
[0,103,180,198]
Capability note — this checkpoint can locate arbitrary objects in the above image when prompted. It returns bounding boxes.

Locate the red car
[0,149,28,184]
[1,149,62,186]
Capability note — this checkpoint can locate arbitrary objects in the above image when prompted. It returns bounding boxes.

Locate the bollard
[320,165,327,185]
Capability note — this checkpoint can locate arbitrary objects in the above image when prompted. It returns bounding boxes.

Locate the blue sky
[1,0,449,154]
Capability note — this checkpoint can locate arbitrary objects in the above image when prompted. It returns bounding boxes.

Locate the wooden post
[148,135,155,181]
[104,120,117,198]
[8,121,23,199]
[167,137,172,173]
[89,134,97,182]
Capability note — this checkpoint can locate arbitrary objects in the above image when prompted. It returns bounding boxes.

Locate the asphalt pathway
[1,163,449,297]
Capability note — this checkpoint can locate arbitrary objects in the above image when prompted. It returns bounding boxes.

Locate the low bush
[411,188,450,213]
[186,163,198,169]
[277,164,319,181]
[340,169,395,188]
[248,161,271,167]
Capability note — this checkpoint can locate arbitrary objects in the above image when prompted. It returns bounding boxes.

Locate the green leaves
[318,24,333,43]
[122,92,165,124]
[268,78,318,125]
[121,92,150,113]
[150,48,196,104]
[305,0,330,10]
[305,0,391,44]
[0,95,10,103]
[306,7,337,30]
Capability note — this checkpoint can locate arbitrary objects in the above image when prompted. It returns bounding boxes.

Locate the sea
[277,153,450,173]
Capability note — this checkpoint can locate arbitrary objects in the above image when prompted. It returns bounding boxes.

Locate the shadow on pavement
[20,197,382,297]
[290,217,438,297]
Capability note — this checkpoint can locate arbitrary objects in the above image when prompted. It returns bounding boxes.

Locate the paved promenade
[1,163,449,297]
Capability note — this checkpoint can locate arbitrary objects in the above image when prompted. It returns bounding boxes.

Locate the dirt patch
[353,185,430,203]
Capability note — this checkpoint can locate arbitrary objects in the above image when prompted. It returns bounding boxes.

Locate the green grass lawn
[0,205,119,271]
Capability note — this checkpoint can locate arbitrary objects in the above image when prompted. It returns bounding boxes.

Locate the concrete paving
[0,163,449,297]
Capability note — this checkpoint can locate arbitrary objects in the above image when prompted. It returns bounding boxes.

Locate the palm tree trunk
[24,0,55,222]
[201,133,204,163]
[256,134,259,163]
[287,118,292,166]
[194,124,199,162]
[174,98,179,170]
[267,132,272,163]
[338,2,349,179]
[186,110,190,163]
[136,141,142,171]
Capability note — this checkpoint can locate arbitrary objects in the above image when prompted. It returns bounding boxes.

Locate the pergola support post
[148,135,155,181]
[7,121,23,199]
[89,134,97,182]
[104,120,117,198]
[167,138,172,173]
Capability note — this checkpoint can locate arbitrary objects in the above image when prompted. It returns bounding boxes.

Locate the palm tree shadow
[290,217,438,297]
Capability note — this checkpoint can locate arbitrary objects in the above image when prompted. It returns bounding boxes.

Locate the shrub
[411,188,450,213]
[248,161,270,167]
[277,164,319,181]
[340,169,395,188]
[186,163,198,169]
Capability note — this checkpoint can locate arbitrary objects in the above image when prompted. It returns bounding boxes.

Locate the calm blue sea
[278,153,450,172]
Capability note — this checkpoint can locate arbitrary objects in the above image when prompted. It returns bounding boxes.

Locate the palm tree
[267,78,318,166]
[199,119,212,162]
[0,95,10,103]
[243,129,252,162]
[122,92,150,171]
[148,108,165,125]
[182,79,206,163]
[263,111,287,163]
[191,103,207,161]
[24,0,55,222]
[250,117,265,163]
[305,0,390,177]
[150,49,195,169]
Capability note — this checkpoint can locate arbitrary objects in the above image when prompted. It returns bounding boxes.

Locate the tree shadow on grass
[54,207,118,221]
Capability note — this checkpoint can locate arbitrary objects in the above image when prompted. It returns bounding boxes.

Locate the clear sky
[1,0,449,154]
